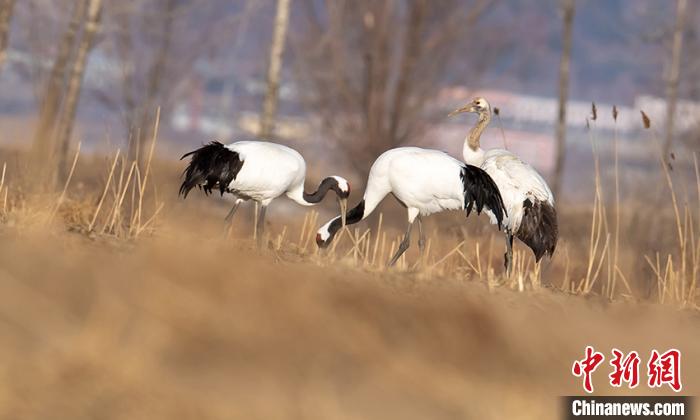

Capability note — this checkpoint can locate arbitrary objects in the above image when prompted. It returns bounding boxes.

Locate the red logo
[648,349,682,392]
[609,349,640,388]
[572,346,605,393]
[572,347,682,393]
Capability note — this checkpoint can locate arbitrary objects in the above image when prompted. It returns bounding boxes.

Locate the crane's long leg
[417,216,426,255]
[387,208,420,268]
[504,230,514,275]
[253,201,260,242]
[388,221,413,267]
[225,198,243,224]
[256,204,268,248]
[414,216,428,268]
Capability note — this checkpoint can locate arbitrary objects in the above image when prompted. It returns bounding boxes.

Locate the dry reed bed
[0,112,164,239]
[0,107,697,308]
[0,108,699,419]
[0,228,699,420]
[228,106,699,307]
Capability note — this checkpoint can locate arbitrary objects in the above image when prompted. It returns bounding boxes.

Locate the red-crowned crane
[315,147,506,266]
[449,97,558,273]
[179,141,350,245]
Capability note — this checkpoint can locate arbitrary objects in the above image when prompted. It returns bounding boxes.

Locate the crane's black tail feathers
[516,199,558,262]
[179,141,244,198]
[460,164,507,230]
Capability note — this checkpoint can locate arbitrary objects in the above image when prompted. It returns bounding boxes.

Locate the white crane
[449,97,558,273]
[179,141,350,245]
[316,147,506,266]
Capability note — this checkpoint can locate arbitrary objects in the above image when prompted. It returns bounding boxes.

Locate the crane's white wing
[483,149,554,204]
[228,141,306,203]
[385,148,467,215]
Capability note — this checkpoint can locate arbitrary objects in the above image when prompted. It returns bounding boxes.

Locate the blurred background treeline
[0,0,698,198]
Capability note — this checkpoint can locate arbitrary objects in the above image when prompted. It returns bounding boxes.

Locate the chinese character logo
[572,347,682,393]
[572,346,605,393]
[648,349,682,392]
[609,348,640,388]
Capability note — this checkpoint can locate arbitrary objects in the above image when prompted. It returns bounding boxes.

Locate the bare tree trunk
[388,0,425,145]
[55,0,102,182]
[128,0,176,167]
[552,0,575,200]
[258,0,291,138]
[31,0,87,180]
[295,0,492,178]
[114,8,137,142]
[0,0,16,71]
[664,0,687,159]
[364,3,391,158]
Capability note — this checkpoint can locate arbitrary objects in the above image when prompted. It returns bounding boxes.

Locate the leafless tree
[0,0,16,71]
[293,0,492,176]
[99,0,250,167]
[552,0,574,200]
[31,0,87,177]
[663,0,687,158]
[110,0,178,166]
[259,0,291,138]
[55,0,103,182]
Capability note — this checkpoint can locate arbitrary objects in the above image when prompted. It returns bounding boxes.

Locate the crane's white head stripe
[330,176,350,194]
[317,220,333,244]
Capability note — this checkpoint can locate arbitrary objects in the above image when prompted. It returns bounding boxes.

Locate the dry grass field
[0,121,698,419]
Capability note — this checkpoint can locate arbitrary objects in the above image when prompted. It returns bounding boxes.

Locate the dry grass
[0,113,163,240]
[641,118,699,307]
[0,110,698,418]
[0,111,697,304]
[0,223,699,420]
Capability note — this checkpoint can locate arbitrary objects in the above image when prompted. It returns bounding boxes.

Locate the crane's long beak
[339,197,348,227]
[448,105,475,117]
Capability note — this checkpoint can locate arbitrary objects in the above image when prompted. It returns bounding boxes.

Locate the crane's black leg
[388,221,413,267]
[504,230,514,275]
[256,204,268,248]
[416,216,427,266]
[417,216,426,254]
[253,201,260,242]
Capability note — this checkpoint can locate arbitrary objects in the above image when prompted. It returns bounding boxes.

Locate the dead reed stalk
[48,142,81,223]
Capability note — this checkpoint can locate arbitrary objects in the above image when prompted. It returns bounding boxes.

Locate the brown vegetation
[0,184,698,419]
[1,227,699,420]
[0,110,699,418]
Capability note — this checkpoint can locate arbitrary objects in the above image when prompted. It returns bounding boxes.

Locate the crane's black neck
[303,177,345,204]
[317,200,365,248]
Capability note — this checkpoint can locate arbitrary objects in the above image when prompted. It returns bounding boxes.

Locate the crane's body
[211,141,348,206]
[450,97,558,271]
[358,147,473,217]
[467,148,554,231]
[317,147,506,266]
[226,141,307,204]
[180,141,350,245]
